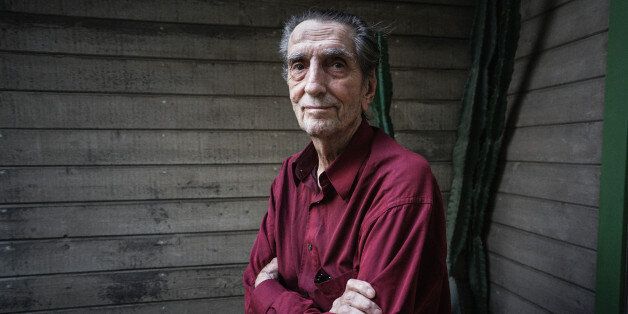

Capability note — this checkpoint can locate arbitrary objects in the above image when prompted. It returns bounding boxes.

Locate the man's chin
[300,121,340,138]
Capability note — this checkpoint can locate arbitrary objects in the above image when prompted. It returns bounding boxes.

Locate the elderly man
[243,9,450,313]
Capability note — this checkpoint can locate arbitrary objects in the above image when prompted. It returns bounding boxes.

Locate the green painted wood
[595,0,628,312]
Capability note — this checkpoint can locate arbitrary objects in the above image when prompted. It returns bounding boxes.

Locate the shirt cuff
[251,279,288,313]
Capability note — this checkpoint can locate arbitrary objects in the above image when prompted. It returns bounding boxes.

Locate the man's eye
[331,62,345,69]
[291,63,305,71]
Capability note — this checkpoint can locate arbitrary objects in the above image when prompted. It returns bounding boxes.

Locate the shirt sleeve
[356,182,450,313]
[242,178,330,313]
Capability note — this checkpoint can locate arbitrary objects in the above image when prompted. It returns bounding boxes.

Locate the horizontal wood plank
[509,32,607,94]
[487,223,596,290]
[1,231,255,276]
[382,0,473,5]
[395,131,456,162]
[0,92,299,130]
[0,129,454,165]
[0,12,470,69]
[388,36,469,69]
[0,12,280,63]
[0,130,309,165]
[0,264,245,312]
[0,52,466,100]
[489,253,594,313]
[506,77,604,127]
[0,0,474,37]
[0,164,280,203]
[504,122,602,164]
[497,162,600,207]
[391,101,459,131]
[0,92,460,130]
[0,52,286,96]
[519,0,572,21]
[491,193,597,249]
[0,163,453,203]
[516,0,609,58]
[0,199,267,239]
[490,283,550,314]
[51,296,244,314]
[392,68,466,100]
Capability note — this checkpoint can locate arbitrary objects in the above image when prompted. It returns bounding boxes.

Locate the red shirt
[243,121,450,313]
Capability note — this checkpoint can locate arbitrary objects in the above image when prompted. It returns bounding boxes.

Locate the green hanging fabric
[446,0,521,312]
[370,32,394,138]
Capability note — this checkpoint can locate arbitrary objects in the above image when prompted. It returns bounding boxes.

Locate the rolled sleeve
[251,279,289,313]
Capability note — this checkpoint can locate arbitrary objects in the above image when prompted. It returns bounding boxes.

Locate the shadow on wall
[485,0,558,290]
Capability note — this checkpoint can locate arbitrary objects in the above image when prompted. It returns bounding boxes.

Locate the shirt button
[307,243,312,251]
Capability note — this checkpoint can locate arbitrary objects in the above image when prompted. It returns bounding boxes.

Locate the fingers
[346,279,376,299]
[330,279,381,314]
[341,290,381,314]
[263,257,278,276]
[333,303,366,314]
[254,257,279,287]
[267,257,278,271]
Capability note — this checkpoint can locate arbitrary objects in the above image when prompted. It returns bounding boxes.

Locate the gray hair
[279,9,380,81]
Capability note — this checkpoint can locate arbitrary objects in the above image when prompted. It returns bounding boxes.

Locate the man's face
[286,20,375,138]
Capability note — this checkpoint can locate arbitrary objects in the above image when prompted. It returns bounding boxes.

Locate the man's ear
[361,70,377,112]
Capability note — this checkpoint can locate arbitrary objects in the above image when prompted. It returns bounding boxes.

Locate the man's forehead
[288,20,356,53]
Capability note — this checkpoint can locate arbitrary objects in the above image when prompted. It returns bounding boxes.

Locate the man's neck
[312,117,362,180]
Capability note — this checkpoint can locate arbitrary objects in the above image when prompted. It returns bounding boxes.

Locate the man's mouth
[303,106,334,111]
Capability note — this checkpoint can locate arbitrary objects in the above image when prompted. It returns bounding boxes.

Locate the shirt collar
[293,119,375,200]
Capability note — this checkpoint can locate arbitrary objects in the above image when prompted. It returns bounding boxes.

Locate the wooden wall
[0,0,472,312]
[488,0,608,312]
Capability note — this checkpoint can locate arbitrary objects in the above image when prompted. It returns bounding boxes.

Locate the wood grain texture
[0,0,474,37]
[0,164,281,203]
[0,92,299,130]
[516,0,609,58]
[0,92,461,130]
[490,283,550,314]
[0,52,287,96]
[0,163,453,204]
[497,162,600,207]
[0,12,469,69]
[1,231,256,276]
[390,101,459,131]
[487,223,596,290]
[392,68,467,100]
[489,253,594,313]
[507,77,604,127]
[50,296,244,314]
[382,0,473,5]
[504,122,603,164]
[0,130,310,165]
[0,264,246,312]
[0,129,454,165]
[0,198,267,239]
[509,32,607,93]
[519,0,572,20]
[491,193,598,249]
[0,52,467,100]
[395,131,456,161]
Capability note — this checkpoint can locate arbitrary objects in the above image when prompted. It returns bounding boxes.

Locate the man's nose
[304,62,326,96]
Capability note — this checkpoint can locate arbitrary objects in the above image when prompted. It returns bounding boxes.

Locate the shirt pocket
[311,269,357,311]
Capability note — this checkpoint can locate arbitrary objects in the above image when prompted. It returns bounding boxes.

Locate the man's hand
[254,257,278,287]
[330,279,382,314]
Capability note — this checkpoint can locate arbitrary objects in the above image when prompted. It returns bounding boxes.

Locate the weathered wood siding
[488,0,608,312]
[0,0,472,312]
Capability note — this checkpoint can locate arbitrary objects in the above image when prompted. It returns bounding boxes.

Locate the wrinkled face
[286,20,376,138]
